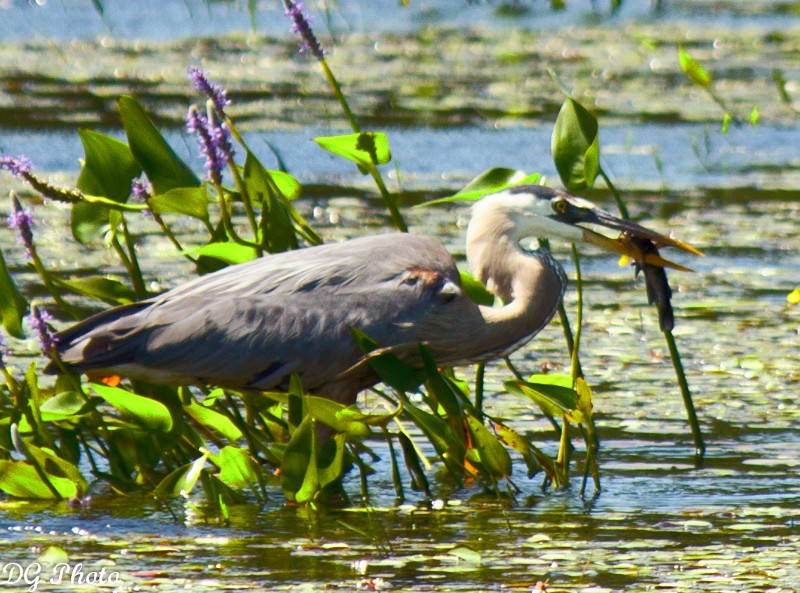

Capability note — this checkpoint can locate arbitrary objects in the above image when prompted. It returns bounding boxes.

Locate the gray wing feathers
[55,233,467,391]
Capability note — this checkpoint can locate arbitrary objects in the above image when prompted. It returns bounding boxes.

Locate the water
[0,2,799,591]
[3,0,797,42]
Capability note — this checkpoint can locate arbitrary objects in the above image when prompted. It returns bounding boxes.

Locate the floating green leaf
[551,97,600,191]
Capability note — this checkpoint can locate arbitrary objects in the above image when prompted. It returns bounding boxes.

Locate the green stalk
[28,246,79,319]
[601,171,704,458]
[120,215,147,299]
[474,363,485,419]
[110,234,146,300]
[317,59,407,232]
[569,244,584,382]
[664,329,706,459]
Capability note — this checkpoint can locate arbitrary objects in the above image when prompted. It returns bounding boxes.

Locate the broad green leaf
[73,129,142,243]
[243,151,297,253]
[678,45,713,87]
[24,443,88,493]
[495,423,542,479]
[397,431,430,493]
[0,247,28,338]
[350,328,424,394]
[401,400,462,460]
[0,460,79,499]
[155,454,208,498]
[117,95,200,194]
[76,129,141,200]
[53,275,136,306]
[459,271,494,306]
[551,97,600,191]
[316,433,346,489]
[304,395,370,438]
[184,402,243,441]
[149,186,209,223]
[185,242,258,265]
[505,378,579,419]
[39,391,92,421]
[90,383,173,432]
[315,132,391,170]
[419,345,463,421]
[466,416,512,478]
[423,170,542,206]
[281,415,318,502]
[218,446,260,489]
[268,169,301,201]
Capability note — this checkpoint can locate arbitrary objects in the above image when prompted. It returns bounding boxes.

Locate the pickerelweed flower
[187,66,231,114]
[131,177,153,217]
[1,154,82,204]
[27,304,58,355]
[0,155,33,177]
[7,193,35,259]
[186,105,234,185]
[285,1,325,60]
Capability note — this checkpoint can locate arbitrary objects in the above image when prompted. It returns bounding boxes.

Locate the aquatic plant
[0,6,706,510]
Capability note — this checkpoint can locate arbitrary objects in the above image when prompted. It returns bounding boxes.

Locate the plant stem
[474,363,485,420]
[569,244,584,382]
[664,329,705,459]
[317,58,408,232]
[120,215,147,299]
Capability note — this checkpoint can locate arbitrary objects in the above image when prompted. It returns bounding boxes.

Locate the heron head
[474,184,702,271]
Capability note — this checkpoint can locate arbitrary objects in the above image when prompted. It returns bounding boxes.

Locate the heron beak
[559,199,703,272]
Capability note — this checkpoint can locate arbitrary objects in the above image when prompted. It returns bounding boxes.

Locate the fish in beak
[548,193,703,272]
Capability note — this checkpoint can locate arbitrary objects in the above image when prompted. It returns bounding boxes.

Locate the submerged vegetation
[0,0,791,519]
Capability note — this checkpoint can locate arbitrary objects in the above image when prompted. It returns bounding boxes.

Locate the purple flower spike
[27,305,58,355]
[186,105,233,185]
[131,177,154,217]
[0,155,33,177]
[285,1,325,60]
[187,66,231,114]
[7,194,35,260]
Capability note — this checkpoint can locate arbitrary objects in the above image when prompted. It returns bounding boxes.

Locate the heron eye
[553,199,568,214]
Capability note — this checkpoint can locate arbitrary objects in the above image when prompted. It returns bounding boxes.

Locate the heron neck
[465,222,566,360]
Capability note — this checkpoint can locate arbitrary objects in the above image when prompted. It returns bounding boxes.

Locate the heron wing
[55,233,471,391]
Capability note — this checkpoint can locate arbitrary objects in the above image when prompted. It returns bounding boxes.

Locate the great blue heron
[50,185,698,405]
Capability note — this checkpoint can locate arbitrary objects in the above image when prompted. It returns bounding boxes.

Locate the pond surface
[0,2,799,591]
